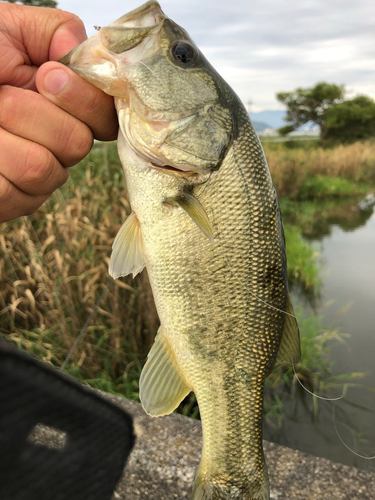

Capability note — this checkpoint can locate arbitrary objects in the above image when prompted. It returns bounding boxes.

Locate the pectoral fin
[139,327,191,416]
[274,295,301,366]
[109,212,146,279]
[166,191,215,243]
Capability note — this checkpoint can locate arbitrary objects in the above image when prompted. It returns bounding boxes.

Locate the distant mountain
[251,120,271,132]
[250,111,319,134]
[250,110,286,130]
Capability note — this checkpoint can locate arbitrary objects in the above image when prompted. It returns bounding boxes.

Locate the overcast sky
[57,0,375,111]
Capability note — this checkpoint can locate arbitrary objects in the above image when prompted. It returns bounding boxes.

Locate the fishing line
[291,363,343,401]
[61,276,114,371]
[332,403,375,460]
[290,364,375,460]
[222,251,298,320]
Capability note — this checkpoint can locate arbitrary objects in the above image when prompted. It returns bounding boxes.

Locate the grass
[284,226,321,292]
[264,139,375,199]
[0,143,158,397]
[1,139,371,412]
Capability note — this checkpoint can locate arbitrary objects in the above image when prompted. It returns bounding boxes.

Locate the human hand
[0,3,118,223]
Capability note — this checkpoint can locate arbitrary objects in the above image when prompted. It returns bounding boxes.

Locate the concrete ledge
[37,392,375,499]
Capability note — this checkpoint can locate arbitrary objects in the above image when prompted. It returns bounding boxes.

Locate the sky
[57,0,375,111]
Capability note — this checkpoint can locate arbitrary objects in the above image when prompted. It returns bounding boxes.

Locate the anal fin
[109,211,146,279]
[139,327,191,417]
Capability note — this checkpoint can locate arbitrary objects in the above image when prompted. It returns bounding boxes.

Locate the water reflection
[265,198,375,470]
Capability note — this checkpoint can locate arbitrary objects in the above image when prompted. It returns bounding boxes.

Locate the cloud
[58,0,375,110]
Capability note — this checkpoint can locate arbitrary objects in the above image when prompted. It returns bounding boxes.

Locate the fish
[61,2,300,498]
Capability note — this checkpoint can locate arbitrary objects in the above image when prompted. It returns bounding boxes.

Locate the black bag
[0,340,135,500]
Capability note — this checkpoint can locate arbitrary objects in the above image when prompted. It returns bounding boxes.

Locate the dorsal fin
[109,212,146,279]
[274,294,301,366]
[166,191,215,243]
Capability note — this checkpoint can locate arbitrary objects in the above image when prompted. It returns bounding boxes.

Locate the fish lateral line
[222,253,297,320]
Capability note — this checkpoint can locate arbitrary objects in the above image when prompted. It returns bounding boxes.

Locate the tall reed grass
[0,143,158,396]
[264,140,375,198]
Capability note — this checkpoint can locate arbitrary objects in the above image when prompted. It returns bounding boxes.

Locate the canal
[264,197,375,472]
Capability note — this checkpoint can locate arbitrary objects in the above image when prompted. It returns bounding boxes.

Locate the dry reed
[0,143,158,395]
[265,140,375,197]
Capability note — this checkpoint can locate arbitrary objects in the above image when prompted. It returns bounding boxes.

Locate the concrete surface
[107,395,375,500]
[36,392,375,499]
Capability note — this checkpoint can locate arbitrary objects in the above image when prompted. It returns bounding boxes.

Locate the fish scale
[123,109,284,498]
[61,2,300,498]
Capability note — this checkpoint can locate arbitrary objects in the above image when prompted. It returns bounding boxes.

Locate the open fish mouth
[149,162,196,175]
[60,2,166,96]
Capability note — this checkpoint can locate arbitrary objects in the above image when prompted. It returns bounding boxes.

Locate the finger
[0,85,93,167]
[2,3,87,64]
[36,62,119,141]
[0,127,69,197]
[1,4,87,89]
[0,174,49,224]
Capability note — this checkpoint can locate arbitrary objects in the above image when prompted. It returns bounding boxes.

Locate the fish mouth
[60,2,165,96]
[149,162,195,175]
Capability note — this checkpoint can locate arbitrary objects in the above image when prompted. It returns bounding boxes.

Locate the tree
[325,95,375,142]
[3,0,57,7]
[276,82,345,140]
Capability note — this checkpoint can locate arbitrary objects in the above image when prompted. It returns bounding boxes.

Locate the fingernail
[44,69,69,95]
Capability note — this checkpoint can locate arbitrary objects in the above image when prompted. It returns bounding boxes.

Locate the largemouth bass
[61,2,300,498]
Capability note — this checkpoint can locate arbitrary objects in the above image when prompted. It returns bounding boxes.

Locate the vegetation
[277,82,344,139]
[325,95,375,142]
[0,139,372,417]
[263,139,375,199]
[283,226,320,293]
[277,82,375,143]
[0,144,158,398]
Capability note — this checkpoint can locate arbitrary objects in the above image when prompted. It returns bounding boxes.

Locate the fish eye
[170,41,196,66]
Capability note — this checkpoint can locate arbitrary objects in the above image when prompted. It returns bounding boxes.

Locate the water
[264,199,375,471]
